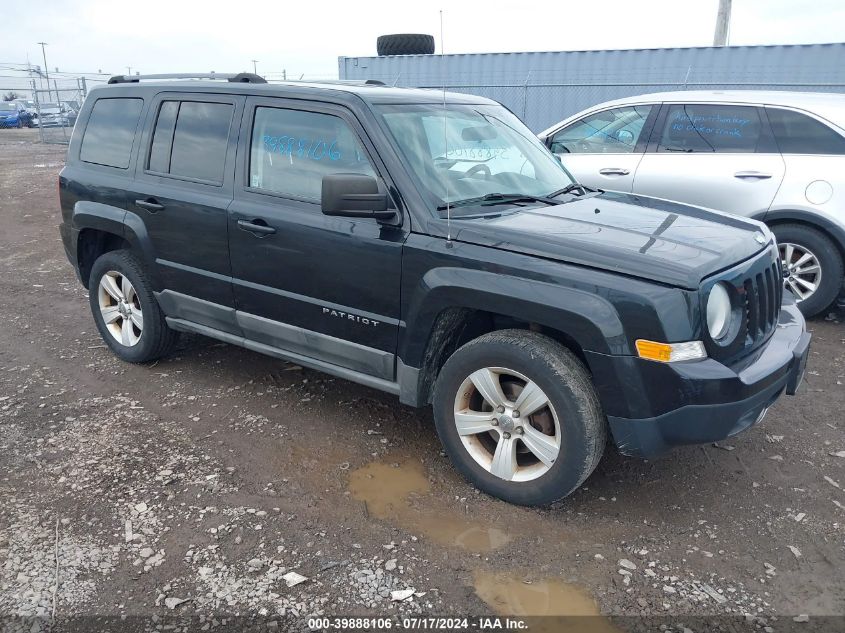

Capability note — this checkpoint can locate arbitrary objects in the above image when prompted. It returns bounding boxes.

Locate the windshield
[377,103,574,210]
[0,103,15,111]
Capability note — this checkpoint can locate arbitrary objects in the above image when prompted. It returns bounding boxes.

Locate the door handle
[135,198,164,212]
[237,219,277,236]
[734,171,772,180]
[598,167,630,176]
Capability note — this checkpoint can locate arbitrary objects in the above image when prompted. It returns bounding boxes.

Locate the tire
[376,34,435,56]
[15,119,22,129]
[771,223,844,318]
[88,250,178,363]
[432,330,606,506]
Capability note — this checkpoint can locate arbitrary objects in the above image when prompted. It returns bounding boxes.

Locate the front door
[227,97,406,381]
[632,103,785,217]
[130,94,244,331]
[547,104,656,193]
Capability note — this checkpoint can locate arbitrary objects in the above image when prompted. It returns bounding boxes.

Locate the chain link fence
[29,77,102,144]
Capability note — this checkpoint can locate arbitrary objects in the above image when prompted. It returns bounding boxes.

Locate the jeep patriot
[59,73,811,505]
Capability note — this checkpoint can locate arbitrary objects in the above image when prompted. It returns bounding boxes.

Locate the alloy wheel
[98,270,143,347]
[779,242,822,302]
[453,367,561,482]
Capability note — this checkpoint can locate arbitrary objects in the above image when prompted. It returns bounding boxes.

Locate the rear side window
[147,101,234,184]
[80,98,144,168]
[766,107,845,155]
[148,101,178,173]
[248,107,376,200]
[656,104,764,153]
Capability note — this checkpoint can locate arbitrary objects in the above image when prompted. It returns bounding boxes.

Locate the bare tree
[3,91,20,101]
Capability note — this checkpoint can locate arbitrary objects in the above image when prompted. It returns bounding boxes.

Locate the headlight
[707,282,732,341]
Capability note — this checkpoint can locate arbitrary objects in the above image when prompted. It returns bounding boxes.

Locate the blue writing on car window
[670,110,751,138]
[262,134,341,160]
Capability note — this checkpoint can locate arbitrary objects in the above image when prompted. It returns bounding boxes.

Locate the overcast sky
[2,0,844,82]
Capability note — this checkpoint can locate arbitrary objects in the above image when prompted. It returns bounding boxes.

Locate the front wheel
[432,330,606,506]
[772,224,844,318]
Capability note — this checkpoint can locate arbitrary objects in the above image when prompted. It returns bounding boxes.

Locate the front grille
[742,259,782,346]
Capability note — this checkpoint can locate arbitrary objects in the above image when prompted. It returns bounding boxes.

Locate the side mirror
[321,173,394,219]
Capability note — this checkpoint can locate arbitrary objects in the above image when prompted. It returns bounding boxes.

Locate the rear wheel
[771,224,843,317]
[89,250,178,363]
[432,330,606,506]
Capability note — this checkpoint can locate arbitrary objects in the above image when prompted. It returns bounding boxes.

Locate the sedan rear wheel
[771,223,843,318]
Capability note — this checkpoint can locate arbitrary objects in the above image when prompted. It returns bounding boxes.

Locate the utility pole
[126,66,132,76]
[251,59,259,74]
[38,42,51,100]
[713,0,732,47]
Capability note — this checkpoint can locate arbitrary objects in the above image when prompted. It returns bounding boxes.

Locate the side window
[551,105,652,154]
[657,104,763,153]
[148,101,178,174]
[80,98,144,169]
[249,107,376,200]
[146,100,234,184]
[766,107,845,155]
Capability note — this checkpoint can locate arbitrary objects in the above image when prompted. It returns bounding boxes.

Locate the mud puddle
[473,571,618,633]
[348,460,510,553]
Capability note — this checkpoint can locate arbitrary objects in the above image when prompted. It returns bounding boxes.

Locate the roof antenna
[440,9,452,247]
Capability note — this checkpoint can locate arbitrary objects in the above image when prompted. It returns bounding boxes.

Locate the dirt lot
[1,128,844,632]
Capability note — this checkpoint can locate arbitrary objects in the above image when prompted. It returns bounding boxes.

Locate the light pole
[126,66,132,76]
[251,59,259,75]
[713,0,732,46]
[37,42,50,100]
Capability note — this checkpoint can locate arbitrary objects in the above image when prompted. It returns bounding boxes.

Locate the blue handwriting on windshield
[263,134,341,160]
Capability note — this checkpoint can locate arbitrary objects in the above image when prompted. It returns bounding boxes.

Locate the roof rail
[107,72,267,85]
[289,79,385,86]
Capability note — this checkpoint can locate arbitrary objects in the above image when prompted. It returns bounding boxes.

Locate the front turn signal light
[636,339,707,363]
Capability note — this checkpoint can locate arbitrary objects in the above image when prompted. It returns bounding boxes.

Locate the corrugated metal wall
[339,43,845,132]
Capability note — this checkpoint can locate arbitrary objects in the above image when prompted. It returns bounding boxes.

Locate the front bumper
[0,117,21,127]
[600,301,809,458]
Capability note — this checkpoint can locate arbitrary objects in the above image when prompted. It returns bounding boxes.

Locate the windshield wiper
[546,183,599,198]
[437,193,561,211]
[662,146,694,153]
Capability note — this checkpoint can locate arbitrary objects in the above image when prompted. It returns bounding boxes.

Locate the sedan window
[656,104,765,153]
[550,105,653,154]
[766,107,845,155]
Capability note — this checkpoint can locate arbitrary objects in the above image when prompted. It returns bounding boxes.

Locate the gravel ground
[1,128,844,632]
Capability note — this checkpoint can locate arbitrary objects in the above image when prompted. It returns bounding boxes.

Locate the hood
[448,191,771,289]
[0,110,18,118]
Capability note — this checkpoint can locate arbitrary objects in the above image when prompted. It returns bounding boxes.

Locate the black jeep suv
[59,73,810,505]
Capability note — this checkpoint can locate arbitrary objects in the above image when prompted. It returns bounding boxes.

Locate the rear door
[633,103,785,216]
[547,104,657,192]
[227,97,406,381]
[129,93,244,332]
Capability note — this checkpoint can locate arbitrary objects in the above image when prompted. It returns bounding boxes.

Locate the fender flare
[71,202,162,290]
[397,267,629,406]
[756,208,845,257]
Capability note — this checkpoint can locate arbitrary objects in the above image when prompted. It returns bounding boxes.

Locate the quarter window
[766,107,845,155]
[80,98,144,169]
[147,100,234,184]
[249,107,376,200]
[551,105,652,154]
[656,104,764,153]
